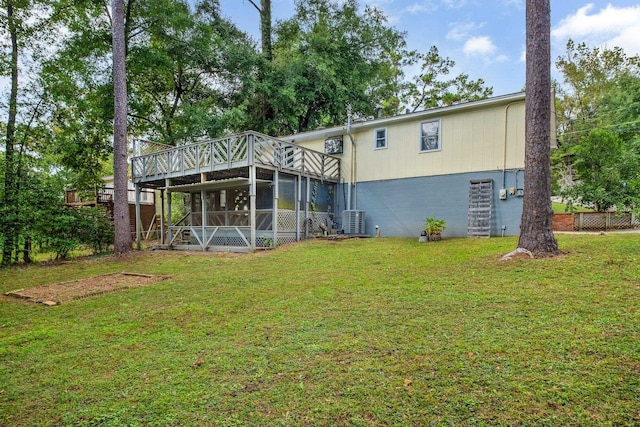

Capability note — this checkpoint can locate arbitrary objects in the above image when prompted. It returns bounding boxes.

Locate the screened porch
[130,131,340,252]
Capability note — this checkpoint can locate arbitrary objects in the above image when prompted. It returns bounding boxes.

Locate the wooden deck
[65,187,155,206]
[130,131,340,188]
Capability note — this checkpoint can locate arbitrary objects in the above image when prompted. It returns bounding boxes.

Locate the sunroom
[130,131,340,252]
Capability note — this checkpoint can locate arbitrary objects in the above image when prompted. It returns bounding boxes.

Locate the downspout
[346,109,357,210]
[503,101,519,190]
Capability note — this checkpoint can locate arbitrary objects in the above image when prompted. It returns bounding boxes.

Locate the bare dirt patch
[4,273,169,305]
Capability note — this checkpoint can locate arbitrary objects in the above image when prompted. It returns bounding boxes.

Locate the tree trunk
[260,0,272,62]
[2,2,19,265]
[517,0,559,257]
[112,0,132,254]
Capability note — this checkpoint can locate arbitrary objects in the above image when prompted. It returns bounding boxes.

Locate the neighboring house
[65,176,157,237]
[130,91,554,251]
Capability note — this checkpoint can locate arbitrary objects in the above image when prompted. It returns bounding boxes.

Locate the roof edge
[281,91,526,143]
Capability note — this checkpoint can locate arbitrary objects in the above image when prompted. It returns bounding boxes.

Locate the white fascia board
[280,92,526,144]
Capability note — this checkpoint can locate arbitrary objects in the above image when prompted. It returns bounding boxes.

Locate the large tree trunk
[2,2,19,265]
[248,0,274,132]
[516,0,559,257]
[260,0,272,62]
[112,0,132,254]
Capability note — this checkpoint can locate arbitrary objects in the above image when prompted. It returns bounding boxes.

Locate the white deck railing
[131,131,340,184]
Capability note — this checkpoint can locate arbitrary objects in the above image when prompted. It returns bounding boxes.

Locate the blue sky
[219,1,640,96]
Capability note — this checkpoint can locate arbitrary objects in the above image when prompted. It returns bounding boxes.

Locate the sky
[218,1,640,96]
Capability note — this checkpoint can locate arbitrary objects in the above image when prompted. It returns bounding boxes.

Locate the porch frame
[132,131,340,252]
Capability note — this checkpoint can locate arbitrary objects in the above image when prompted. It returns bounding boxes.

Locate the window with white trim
[374,128,387,149]
[420,119,441,152]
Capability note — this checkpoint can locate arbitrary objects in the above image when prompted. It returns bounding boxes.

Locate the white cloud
[442,0,467,8]
[501,0,523,8]
[552,3,640,56]
[446,21,484,40]
[403,1,438,15]
[463,36,497,56]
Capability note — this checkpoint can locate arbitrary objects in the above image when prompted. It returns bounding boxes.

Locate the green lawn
[1,235,639,426]
[552,201,595,214]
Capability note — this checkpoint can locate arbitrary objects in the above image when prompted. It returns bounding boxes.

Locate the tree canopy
[244,0,492,135]
[553,39,640,212]
[1,0,494,263]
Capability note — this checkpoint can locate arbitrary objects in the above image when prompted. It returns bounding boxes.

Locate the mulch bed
[4,273,169,306]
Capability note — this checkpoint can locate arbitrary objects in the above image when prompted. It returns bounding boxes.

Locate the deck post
[201,189,207,250]
[273,169,279,248]
[160,189,165,245]
[295,174,301,241]
[307,177,312,238]
[166,179,172,244]
[135,185,142,250]
[249,133,256,251]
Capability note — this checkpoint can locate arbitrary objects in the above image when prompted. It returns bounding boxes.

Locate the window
[420,119,441,152]
[374,128,387,149]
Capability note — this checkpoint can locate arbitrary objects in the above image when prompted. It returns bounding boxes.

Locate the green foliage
[40,208,84,259]
[42,0,258,149]
[77,207,115,255]
[554,40,640,211]
[37,207,114,259]
[1,236,639,424]
[403,46,493,112]
[555,40,639,142]
[560,129,640,212]
[250,0,405,134]
[127,0,258,143]
[424,216,446,239]
[246,0,492,135]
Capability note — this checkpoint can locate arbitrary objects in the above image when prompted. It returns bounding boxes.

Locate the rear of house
[283,92,536,238]
[130,91,557,250]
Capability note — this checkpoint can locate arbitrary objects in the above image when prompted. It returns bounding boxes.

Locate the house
[281,91,554,238]
[130,91,554,251]
[65,176,157,238]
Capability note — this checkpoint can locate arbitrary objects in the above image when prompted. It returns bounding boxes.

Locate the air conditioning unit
[342,210,365,235]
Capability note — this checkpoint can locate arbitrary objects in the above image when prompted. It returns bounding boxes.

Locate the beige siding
[290,97,526,184]
[355,103,524,182]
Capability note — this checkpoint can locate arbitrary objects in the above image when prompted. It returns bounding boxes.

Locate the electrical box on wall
[509,187,516,195]
[516,188,524,197]
[499,188,507,200]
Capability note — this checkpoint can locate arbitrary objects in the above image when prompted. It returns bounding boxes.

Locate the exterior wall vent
[342,210,365,235]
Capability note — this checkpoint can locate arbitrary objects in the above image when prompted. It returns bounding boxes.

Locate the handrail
[65,187,155,205]
[131,131,340,183]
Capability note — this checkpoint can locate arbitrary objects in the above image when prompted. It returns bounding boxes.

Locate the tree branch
[247,0,261,13]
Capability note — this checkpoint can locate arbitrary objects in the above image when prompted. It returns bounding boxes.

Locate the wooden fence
[553,212,639,231]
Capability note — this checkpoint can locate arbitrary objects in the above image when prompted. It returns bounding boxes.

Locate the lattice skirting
[169,210,333,250]
[574,212,639,230]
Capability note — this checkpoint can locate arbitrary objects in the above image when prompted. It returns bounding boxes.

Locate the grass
[552,201,595,214]
[1,235,639,426]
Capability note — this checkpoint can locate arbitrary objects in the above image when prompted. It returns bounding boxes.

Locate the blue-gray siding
[339,170,524,238]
